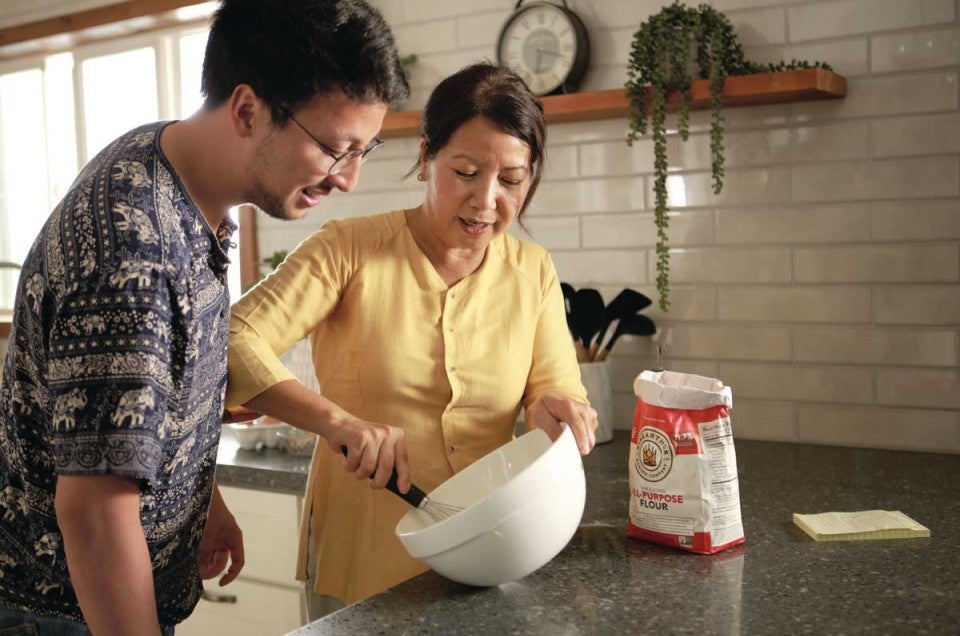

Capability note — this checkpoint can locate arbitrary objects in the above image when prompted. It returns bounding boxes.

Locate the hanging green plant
[625,1,831,312]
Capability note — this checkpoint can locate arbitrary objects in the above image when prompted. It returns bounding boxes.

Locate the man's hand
[198,484,244,586]
[527,392,598,455]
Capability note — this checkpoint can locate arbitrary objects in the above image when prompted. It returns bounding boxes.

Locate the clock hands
[534,48,567,73]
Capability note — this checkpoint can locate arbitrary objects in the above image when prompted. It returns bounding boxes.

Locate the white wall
[263,0,960,454]
[6,0,958,453]
[0,0,123,29]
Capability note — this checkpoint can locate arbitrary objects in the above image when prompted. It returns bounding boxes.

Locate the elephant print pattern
[0,122,236,626]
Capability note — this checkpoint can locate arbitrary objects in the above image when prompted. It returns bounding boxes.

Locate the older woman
[226,63,597,608]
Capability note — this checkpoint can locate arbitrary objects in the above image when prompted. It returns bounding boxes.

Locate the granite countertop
[262,431,959,635]
[215,429,311,495]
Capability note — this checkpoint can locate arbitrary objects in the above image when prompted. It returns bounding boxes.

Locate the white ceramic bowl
[395,424,585,587]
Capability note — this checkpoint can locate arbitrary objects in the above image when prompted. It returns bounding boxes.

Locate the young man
[0,1,409,633]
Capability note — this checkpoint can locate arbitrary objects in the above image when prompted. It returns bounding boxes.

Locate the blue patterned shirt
[0,122,235,626]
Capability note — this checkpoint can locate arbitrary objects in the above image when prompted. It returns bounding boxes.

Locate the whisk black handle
[339,446,427,509]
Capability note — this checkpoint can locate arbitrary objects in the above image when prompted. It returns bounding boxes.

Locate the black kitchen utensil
[595,313,657,361]
[571,288,605,350]
[593,289,652,356]
[339,446,461,522]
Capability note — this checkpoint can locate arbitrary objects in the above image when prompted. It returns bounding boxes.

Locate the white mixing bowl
[395,424,585,586]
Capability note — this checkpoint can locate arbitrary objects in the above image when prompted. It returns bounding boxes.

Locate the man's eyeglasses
[278,105,383,175]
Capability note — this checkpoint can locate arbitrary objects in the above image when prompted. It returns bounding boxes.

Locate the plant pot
[579,360,613,444]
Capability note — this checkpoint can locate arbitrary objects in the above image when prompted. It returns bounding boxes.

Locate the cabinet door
[219,486,302,586]
[176,578,305,636]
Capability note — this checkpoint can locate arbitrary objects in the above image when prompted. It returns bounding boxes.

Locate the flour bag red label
[627,370,745,554]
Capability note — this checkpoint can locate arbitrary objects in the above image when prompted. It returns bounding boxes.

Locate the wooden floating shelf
[380,68,846,138]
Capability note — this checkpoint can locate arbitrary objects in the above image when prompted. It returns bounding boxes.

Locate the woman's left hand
[526,392,598,455]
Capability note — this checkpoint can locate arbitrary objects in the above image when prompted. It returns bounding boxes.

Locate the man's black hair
[201,0,409,121]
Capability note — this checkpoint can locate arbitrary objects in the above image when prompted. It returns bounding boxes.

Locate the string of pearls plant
[626,1,831,312]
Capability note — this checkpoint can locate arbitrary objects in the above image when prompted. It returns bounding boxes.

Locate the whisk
[340,447,462,522]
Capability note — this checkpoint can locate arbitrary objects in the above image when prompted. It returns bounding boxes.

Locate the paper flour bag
[627,370,745,554]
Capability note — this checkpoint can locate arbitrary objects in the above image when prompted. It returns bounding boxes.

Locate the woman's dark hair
[201,0,409,123]
[419,63,546,217]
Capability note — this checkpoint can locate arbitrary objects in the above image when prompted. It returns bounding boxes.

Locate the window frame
[0,21,260,315]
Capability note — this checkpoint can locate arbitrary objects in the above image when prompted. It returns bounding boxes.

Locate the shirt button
[449,366,456,372]
[448,445,455,452]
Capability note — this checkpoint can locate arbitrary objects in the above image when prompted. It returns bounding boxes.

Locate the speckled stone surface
[215,429,310,495]
[285,432,959,635]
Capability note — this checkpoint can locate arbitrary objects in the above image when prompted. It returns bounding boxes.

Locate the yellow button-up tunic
[226,210,586,604]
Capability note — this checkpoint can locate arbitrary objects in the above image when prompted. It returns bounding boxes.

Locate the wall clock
[496,0,590,97]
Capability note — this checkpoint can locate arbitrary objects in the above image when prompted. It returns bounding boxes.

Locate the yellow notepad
[793,510,930,542]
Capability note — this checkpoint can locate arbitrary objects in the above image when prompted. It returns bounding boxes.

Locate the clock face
[497,4,582,96]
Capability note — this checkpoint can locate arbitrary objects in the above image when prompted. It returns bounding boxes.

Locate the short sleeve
[227,219,355,407]
[47,260,174,480]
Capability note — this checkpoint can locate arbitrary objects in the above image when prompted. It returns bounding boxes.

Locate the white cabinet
[177,486,307,636]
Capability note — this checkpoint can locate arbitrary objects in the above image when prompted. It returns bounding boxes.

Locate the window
[0,24,242,310]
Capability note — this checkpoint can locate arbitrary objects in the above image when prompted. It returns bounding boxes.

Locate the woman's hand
[527,392,598,455]
[327,417,411,494]
[241,380,412,494]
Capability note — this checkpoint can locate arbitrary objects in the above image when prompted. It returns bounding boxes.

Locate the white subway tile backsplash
[660,168,792,208]
[720,286,873,323]
[874,285,960,325]
[354,158,416,194]
[583,211,714,249]
[794,244,959,283]
[658,323,792,361]
[793,74,957,120]
[578,64,629,93]
[542,145,579,180]
[550,119,631,145]
[871,200,960,241]
[407,48,493,88]
[371,0,404,25]
[244,0,960,455]
[713,0,794,10]
[727,7,787,46]
[791,157,958,202]
[589,27,634,67]
[745,39,869,78]
[798,405,960,453]
[795,326,958,367]
[720,362,874,404]
[921,0,958,23]
[394,20,458,55]
[402,0,506,22]
[661,358,722,380]
[725,123,870,167]
[528,177,646,216]
[609,357,649,393]
[789,0,942,42]
[372,137,420,162]
[877,368,960,409]
[667,247,792,284]
[580,138,655,176]
[552,249,647,286]
[455,10,512,49]
[517,216,580,250]
[569,0,660,31]
[717,204,871,244]
[872,27,960,73]
[612,391,637,431]
[730,400,797,443]
[872,113,960,158]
